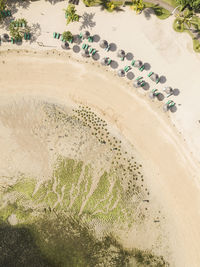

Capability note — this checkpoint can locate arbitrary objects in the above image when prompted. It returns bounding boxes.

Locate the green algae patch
[7,178,36,199]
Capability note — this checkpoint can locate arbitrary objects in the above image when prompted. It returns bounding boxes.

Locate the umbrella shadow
[92,53,100,61]
[93,34,100,42]
[144,62,151,70]
[126,72,135,80]
[157,93,165,101]
[73,45,80,53]
[173,88,180,96]
[30,23,41,43]
[110,60,118,69]
[126,52,133,61]
[159,75,167,84]
[109,43,117,52]
[80,12,96,30]
[170,105,177,113]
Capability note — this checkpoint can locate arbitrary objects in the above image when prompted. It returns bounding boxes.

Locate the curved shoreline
[0,49,200,266]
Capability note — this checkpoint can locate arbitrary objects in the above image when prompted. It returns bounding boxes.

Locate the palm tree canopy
[100,40,108,48]
[134,60,142,68]
[101,57,108,65]
[83,31,90,39]
[150,73,159,82]
[117,49,125,57]
[118,69,125,77]
[163,86,173,94]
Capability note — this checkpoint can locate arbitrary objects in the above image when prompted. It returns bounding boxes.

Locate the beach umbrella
[1,33,9,42]
[149,91,154,99]
[163,104,168,112]
[133,80,141,88]
[134,60,142,68]
[150,73,159,82]
[101,57,108,65]
[99,39,108,49]
[81,49,89,57]
[118,69,125,77]
[117,49,125,58]
[61,42,69,49]
[163,86,173,94]
[83,31,90,39]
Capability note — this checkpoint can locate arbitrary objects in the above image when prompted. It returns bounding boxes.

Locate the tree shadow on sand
[30,23,41,43]
[80,12,96,30]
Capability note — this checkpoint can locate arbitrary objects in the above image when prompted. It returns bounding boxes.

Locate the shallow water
[0,99,168,266]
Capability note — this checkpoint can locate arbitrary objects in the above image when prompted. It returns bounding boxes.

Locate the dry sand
[0,0,200,266]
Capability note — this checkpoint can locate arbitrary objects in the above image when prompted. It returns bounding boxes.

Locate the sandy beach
[0,1,200,266]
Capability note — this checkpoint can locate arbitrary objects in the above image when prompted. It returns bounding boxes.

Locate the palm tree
[64,4,80,25]
[62,31,73,42]
[175,10,193,29]
[131,0,145,14]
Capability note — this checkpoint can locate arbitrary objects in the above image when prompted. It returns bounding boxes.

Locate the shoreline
[0,49,200,266]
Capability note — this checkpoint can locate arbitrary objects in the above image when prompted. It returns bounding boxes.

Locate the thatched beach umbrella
[61,42,69,49]
[163,103,168,112]
[99,39,108,49]
[150,73,159,82]
[134,60,142,68]
[133,80,141,88]
[83,31,90,39]
[101,57,108,65]
[1,33,9,42]
[81,49,89,57]
[117,49,125,58]
[163,86,173,94]
[149,91,154,99]
[118,69,125,77]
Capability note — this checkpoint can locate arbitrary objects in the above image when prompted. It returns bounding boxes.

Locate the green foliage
[173,18,185,31]
[62,30,73,42]
[9,18,29,40]
[193,38,200,52]
[64,4,80,25]
[82,0,101,6]
[175,0,200,11]
[131,0,145,14]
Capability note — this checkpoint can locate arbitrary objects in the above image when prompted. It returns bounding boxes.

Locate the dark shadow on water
[126,71,135,80]
[73,45,80,53]
[0,222,54,267]
[126,52,133,61]
[159,75,167,84]
[110,60,118,69]
[173,88,180,96]
[109,43,117,52]
[144,62,151,71]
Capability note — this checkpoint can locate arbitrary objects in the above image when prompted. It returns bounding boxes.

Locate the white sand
[0,1,200,266]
